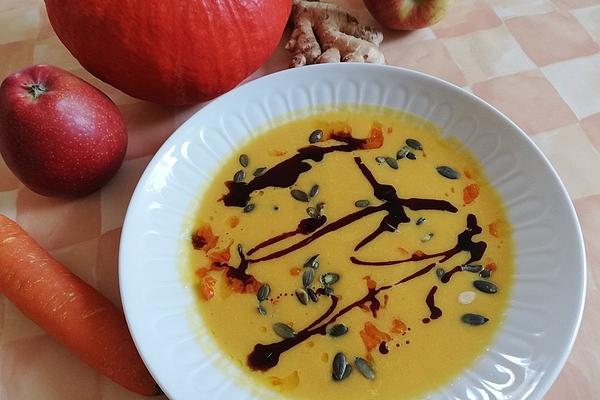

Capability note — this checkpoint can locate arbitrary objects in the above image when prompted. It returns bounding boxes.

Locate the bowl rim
[119,63,586,400]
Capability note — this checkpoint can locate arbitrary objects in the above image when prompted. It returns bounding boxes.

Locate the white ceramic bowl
[120,64,586,400]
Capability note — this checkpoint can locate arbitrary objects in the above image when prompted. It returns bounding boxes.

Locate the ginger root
[285,0,385,67]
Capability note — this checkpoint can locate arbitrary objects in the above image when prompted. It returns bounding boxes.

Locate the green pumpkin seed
[257,283,270,302]
[375,156,386,164]
[233,169,246,183]
[320,273,340,286]
[396,146,410,159]
[342,364,352,380]
[303,254,320,269]
[406,138,423,150]
[302,268,315,288]
[253,167,267,177]
[243,203,255,213]
[307,287,319,303]
[385,157,399,169]
[406,152,417,160]
[273,322,296,339]
[473,280,498,294]
[291,189,309,202]
[480,269,492,279]
[462,313,489,326]
[328,324,349,337]
[316,202,326,212]
[354,199,370,208]
[332,352,349,381]
[436,166,460,180]
[416,217,426,225]
[462,264,483,273]
[309,184,319,198]
[295,288,309,305]
[309,129,323,144]
[436,268,445,280]
[354,357,376,380]
[306,207,319,219]
[421,233,434,242]
[322,286,334,296]
[239,154,249,168]
[257,304,267,316]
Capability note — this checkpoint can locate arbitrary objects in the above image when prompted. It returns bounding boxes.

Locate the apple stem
[25,83,48,99]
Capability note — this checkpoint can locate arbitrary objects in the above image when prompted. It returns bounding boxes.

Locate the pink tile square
[383,39,466,87]
[506,11,599,66]
[96,228,122,308]
[574,194,600,288]
[118,102,176,160]
[553,0,600,9]
[580,113,600,151]
[16,188,101,251]
[472,70,577,134]
[0,40,33,81]
[432,0,502,38]
[37,2,55,40]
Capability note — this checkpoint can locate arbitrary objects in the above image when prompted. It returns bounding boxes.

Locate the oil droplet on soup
[184,107,513,400]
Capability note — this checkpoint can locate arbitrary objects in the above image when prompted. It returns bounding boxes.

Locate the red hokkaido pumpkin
[44,0,292,105]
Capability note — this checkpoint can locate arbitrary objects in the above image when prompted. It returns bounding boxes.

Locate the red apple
[0,65,127,197]
[363,0,452,30]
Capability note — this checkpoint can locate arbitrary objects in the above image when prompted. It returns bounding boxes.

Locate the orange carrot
[0,215,160,396]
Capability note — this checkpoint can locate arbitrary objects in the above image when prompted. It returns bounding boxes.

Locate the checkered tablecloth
[0,0,598,398]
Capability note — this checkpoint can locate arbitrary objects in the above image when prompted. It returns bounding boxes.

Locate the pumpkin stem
[25,83,48,99]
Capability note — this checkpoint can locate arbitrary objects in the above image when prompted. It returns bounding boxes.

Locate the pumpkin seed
[354,357,376,380]
[303,254,320,270]
[416,217,426,225]
[458,291,476,305]
[243,203,255,213]
[354,199,370,208]
[295,288,309,305]
[406,138,423,150]
[316,202,326,212]
[302,268,315,288]
[257,283,271,302]
[480,269,492,279]
[462,264,483,273]
[307,287,319,303]
[421,233,434,242]
[253,167,267,177]
[306,207,319,219]
[257,304,267,316]
[375,156,386,164]
[473,280,498,294]
[309,129,323,143]
[342,364,353,380]
[239,154,249,168]
[396,146,410,159]
[322,286,334,296]
[406,152,417,160]
[291,189,309,202]
[436,166,460,180]
[332,353,349,381]
[309,184,319,198]
[461,313,489,326]
[328,324,349,337]
[273,322,296,339]
[320,272,340,286]
[233,169,246,183]
[436,268,445,280]
[385,157,399,169]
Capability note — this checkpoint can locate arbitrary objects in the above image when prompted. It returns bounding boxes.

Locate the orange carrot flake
[486,262,497,272]
[362,126,384,149]
[200,275,216,300]
[191,224,218,252]
[463,184,480,204]
[464,169,473,179]
[397,247,409,256]
[360,321,392,352]
[290,267,302,276]
[363,276,377,289]
[488,222,499,237]
[208,241,233,263]
[228,216,240,228]
[390,319,407,334]
[195,267,210,278]
[413,250,425,259]
[269,149,287,156]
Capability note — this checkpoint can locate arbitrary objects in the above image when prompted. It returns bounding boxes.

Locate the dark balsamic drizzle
[247,215,327,256]
[422,286,442,324]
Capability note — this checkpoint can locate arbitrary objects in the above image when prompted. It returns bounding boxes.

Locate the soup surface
[185,107,513,400]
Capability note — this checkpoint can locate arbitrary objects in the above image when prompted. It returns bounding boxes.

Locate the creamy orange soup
[184,106,513,399]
